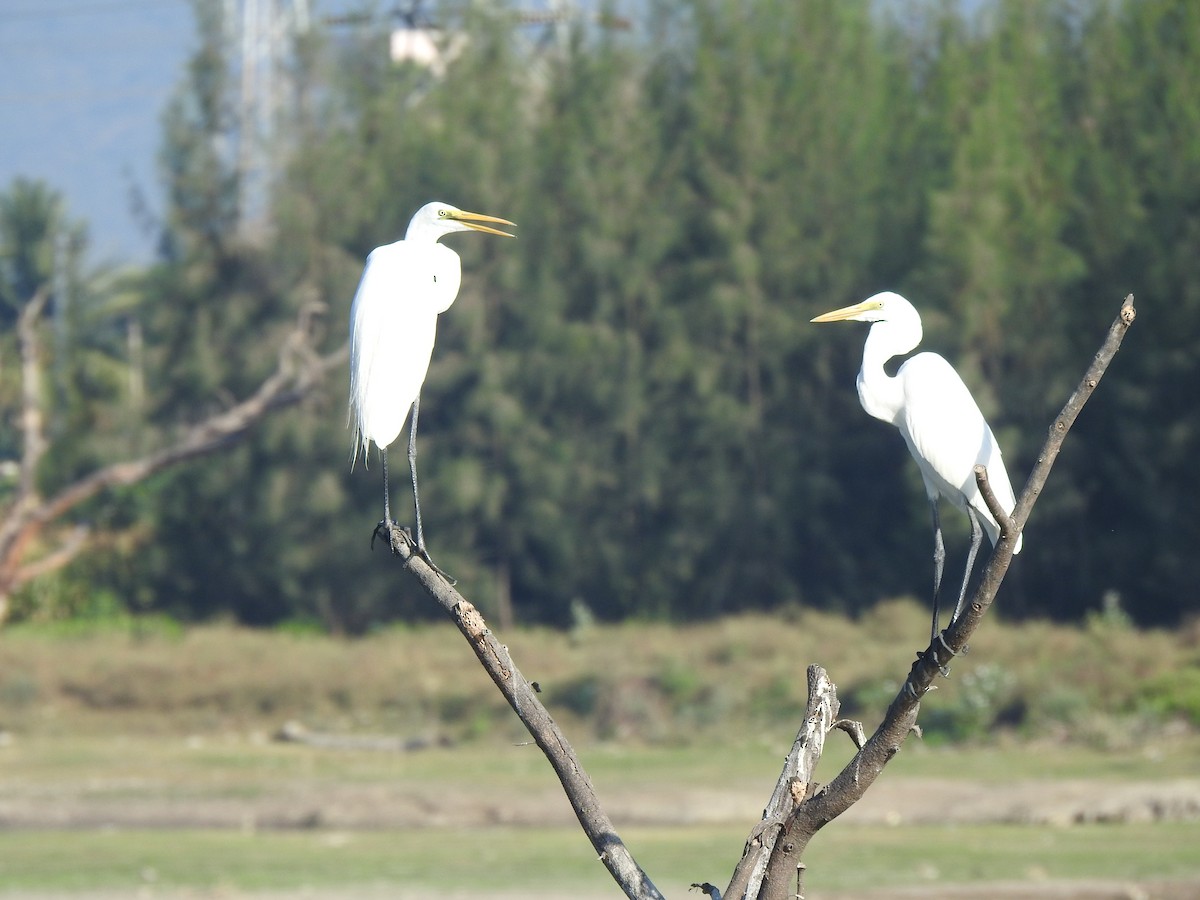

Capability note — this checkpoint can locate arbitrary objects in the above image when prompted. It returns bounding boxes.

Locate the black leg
[408,395,425,553]
[382,446,392,525]
[950,506,983,627]
[371,446,394,550]
[406,397,454,584]
[930,500,945,646]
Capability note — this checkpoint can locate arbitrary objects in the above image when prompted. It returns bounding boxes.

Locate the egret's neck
[855,321,918,426]
[405,219,451,242]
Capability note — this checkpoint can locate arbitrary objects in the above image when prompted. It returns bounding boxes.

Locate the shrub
[1138,666,1200,726]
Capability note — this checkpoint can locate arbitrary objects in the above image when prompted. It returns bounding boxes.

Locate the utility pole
[51,225,70,438]
[225,0,310,239]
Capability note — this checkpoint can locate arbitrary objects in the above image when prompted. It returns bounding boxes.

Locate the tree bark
[383,524,666,900]
[724,666,840,900]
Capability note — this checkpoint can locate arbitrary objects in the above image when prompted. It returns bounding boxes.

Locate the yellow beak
[446,209,517,238]
[810,299,881,323]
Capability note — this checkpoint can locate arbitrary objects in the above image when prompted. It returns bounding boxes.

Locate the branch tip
[832,718,867,750]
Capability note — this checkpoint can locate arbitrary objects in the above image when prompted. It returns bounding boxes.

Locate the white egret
[350,201,515,563]
[811,291,1022,648]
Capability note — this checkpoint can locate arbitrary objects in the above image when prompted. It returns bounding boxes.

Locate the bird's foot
[415,543,457,586]
[370,521,456,584]
[370,519,397,551]
[946,612,970,655]
[930,631,956,677]
[371,521,420,558]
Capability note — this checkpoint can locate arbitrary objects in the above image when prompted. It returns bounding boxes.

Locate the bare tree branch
[730,294,1137,900]
[32,336,344,531]
[724,666,839,900]
[0,297,347,624]
[381,295,1135,900]
[382,523,666,900]
[950,293,1136,647]
[973,463,1011,538]
[12,524,90,588]
[832,718,866,749]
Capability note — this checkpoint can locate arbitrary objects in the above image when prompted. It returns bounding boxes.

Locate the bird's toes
[371,519,410,554]
[370,520,388,550]
[416,546,456,586]
[931,632,957,677]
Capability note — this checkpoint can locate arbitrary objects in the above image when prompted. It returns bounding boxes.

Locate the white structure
[389,28,467,75]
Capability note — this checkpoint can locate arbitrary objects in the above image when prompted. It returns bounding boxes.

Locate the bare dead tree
[383,295,1136,900]
[0,287,347,625]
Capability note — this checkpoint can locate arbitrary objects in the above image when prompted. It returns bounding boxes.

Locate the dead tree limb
[725,666,839,900]
[382,523,665,900]
[726,294,1137,900]
[0,298,346,624]
[385,295,1135,900]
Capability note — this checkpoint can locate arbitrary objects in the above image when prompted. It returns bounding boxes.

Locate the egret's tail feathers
[349,428,372,471]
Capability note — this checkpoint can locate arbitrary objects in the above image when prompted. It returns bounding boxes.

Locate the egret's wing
[349,250,391,459]
[349,244,439,458]
[899,352,1020,550]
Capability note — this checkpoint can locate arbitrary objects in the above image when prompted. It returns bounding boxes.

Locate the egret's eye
[438,210,447,218]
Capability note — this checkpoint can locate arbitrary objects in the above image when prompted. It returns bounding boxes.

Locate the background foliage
[1,0,1196,631]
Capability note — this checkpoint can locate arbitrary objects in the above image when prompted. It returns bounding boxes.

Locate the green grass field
[1,606,1198,897]
[0,822,1197,896]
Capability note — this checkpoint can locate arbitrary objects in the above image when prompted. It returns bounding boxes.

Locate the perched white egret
[350,201,515,561]
[811,291,1022,646]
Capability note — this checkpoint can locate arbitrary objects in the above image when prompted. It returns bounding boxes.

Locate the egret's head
[811,291,914,325]
[406,202,516,241]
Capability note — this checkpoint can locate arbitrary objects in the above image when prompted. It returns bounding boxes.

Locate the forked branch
[724,666,840,900]
[0,297,346,624]
[387,295,1137,900]
[733,294,1137,900]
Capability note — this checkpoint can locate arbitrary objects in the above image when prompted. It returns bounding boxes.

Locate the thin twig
[832,718,867,749]
[385,524,665,900]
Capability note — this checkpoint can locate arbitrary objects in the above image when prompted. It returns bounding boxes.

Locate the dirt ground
[1,769,1198,831]
[1,773,1198,899]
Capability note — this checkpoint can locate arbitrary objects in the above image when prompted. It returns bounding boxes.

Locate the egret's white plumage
[812,291,1022,643]
[349,201,515,557]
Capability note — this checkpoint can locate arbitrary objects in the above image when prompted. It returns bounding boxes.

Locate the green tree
[87,1,342,628]
[19,0,1199,631]
[631,0,933,615]
[1064,0,1200,624]
[0,178,135,620]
